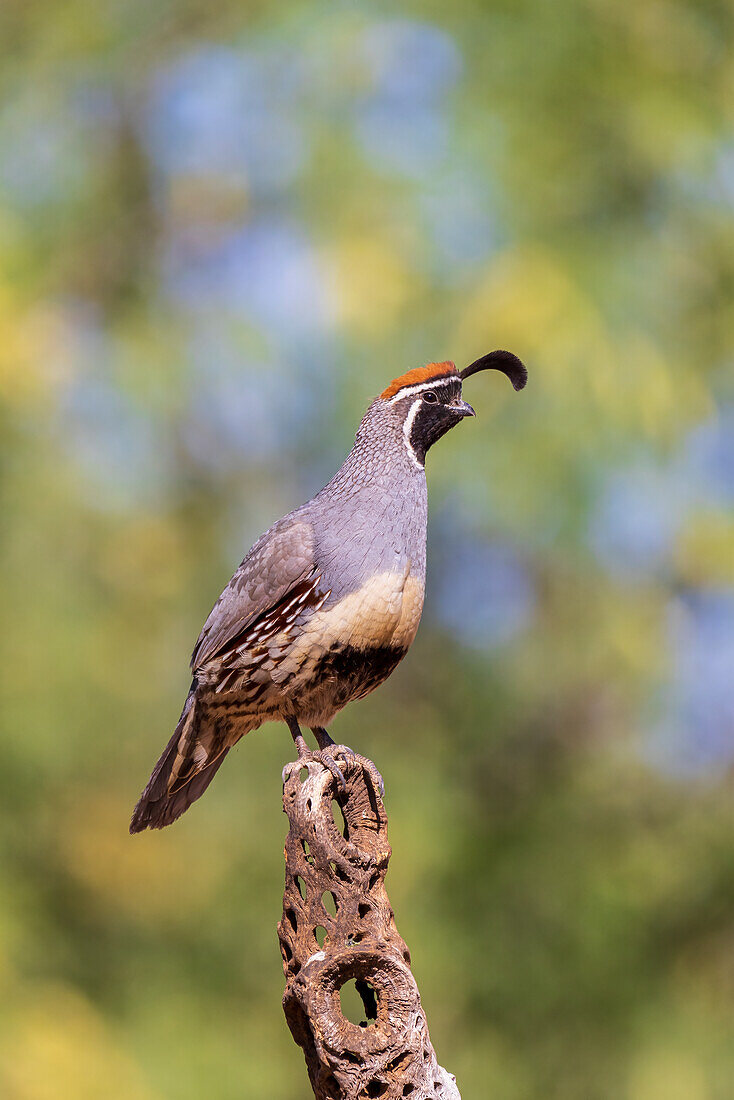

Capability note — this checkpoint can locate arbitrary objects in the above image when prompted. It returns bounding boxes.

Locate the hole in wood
[285,908,297,932]
[358,902,371,919]
[365,1081,387,1098]
[321,890,338,917]
[389,1053,409,1071]
[315,925,327,947]
[402,1086,415,1096]
[331,799,348,839]
[295,876,306,900]
[338,981,378,1029]
[356,978,378,1021]
[302,839,314,864]
[339,978,378,1027]
[299,767,308,782]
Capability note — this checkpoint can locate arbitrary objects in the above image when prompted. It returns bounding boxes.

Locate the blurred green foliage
[1,2,733,1098]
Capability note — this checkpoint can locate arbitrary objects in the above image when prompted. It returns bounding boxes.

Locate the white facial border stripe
[388,376,458,404]
[403,398,424,471]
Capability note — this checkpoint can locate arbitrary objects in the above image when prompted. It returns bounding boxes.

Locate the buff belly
[276,566,425,725]
[197,566,425,733]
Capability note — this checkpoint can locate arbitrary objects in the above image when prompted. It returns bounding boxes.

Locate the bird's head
[373,350,527,469]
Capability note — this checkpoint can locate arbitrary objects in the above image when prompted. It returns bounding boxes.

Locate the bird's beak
[455,400,476,418]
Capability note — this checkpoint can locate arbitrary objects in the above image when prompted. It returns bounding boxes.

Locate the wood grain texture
[279,754,461,1100]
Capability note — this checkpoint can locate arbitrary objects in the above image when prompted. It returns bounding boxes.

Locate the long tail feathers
[130,693,230,833]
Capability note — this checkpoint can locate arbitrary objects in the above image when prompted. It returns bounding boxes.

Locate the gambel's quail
[130,351,527,832]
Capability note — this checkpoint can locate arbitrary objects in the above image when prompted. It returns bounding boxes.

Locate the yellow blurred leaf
[0,985,158,1100]
[323,236,414,335]
[0,276,76,406]
[675,511,734,586]
[628,1047,707,1100]
[59,793,228,924]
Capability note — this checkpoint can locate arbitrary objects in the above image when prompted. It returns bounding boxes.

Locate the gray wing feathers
[191,519,316,671]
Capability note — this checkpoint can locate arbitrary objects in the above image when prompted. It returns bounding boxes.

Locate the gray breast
[309,456,428,601]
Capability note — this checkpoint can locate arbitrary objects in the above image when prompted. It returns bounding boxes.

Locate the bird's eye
[423,391,438,404]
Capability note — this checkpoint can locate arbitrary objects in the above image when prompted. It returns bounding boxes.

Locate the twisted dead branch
[278,753,461,1100]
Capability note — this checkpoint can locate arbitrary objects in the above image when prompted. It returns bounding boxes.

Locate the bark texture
[278,754,461,1100]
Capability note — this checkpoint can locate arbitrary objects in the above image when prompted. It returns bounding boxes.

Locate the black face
[404,379,475,465]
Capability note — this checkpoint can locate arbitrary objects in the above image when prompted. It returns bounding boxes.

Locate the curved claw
[365,760,385,799]
[333,746,384,799]
[330,744,356,765]
[313,750,347,791]
[329,745,384,799]
[282,759,306,786]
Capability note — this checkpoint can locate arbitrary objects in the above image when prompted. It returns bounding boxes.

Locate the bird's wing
[191,519,316,672]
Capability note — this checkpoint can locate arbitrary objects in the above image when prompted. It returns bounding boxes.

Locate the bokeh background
[2,2,734,1098]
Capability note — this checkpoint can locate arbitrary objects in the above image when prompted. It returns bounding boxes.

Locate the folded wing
[191,519,316,672]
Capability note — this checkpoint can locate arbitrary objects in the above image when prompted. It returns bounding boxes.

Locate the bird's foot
[281,744,384,799]
[282,748,347,791]
[311,748,348,790]
[329,745,385,800]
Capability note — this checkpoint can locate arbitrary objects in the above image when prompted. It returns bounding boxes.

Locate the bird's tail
[130,689,231,833]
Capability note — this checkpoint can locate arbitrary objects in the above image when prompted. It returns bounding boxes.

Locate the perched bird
[130,351,527,832]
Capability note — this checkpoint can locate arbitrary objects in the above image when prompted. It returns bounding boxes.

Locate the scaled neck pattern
[319,400,427,505]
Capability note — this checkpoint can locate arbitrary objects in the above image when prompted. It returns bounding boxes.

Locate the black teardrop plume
[460,350,527,391]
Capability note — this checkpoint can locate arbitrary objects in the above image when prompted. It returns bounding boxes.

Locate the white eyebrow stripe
[402,398,424,471]
[388,377,458,403]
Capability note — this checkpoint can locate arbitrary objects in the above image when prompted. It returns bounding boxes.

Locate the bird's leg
[312,726,351,754]
[312,727,385,799]
[283,716,346,790]
[285,715,312,760]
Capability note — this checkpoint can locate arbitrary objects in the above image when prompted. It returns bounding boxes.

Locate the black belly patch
[313,644,408,706]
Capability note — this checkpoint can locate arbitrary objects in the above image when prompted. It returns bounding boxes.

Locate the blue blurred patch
[55,321,167,510]
[353,21,461,176]
[682,404,734,506]
[430,525,536,649]
[588,461,686,579]
[182,321,321,471]
[144,45,308,190]
[589,408,734,580]
[160,216,333,340]
[419,171,500,268]
[646,590,734,775]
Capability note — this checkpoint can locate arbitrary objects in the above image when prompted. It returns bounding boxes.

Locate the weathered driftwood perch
[278,753,461,1100]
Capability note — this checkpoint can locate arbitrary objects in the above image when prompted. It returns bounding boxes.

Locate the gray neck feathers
[309,399,428,587]
[319,399,425,502]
